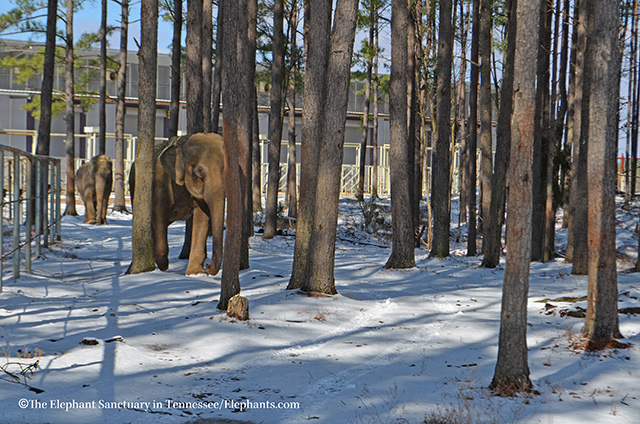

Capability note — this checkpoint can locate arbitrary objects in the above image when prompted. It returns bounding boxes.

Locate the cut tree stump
[227,295,249,321]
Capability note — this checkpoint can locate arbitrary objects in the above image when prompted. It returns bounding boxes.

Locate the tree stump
[227,295,249,321]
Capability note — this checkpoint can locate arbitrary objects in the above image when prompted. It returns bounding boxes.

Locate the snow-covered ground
[0,197,639,424]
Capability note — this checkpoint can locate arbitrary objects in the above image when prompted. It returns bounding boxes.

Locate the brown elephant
[76,154,113,225]
[130,133,225,276]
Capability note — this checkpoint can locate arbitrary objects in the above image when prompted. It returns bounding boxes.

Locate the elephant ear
[159,145,186,185]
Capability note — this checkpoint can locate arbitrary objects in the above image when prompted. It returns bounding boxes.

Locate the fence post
[49,161,55,245]
[56,160,61,240]
[43,161,49,247]
[25,157,32,271]
[12,152,20,279]
[36,159,43,254]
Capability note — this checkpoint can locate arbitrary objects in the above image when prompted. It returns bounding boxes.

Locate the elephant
[130,133,225,276]
[76,154,113,225]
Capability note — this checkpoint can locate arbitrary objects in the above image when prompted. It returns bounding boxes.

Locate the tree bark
[127,0,157,275]
[478,0,493,236]
[202,0,213,133]
[113,0,129,214]
[386,0,416,269]
[490,0,539,394]
[286,0,299,218]
[287,0,332,290]
[98,0,107,156]
[481,0,516,268]
[466,0,479,256]
[211,2,223,134]
[36,0,56,157]
[430,0,453,258]
[186,0,204,134]
[63,0,77,216]
[303,0,359,294]
[264,0,286,239]
[582,0,622,342]
[168,0,182,139]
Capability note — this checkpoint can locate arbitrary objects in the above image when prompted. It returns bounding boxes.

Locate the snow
[0,197,639,424]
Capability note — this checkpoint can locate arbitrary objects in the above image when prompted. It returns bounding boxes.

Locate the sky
[0,0,182,54]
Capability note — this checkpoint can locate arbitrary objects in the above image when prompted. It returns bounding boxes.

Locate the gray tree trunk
[490,0,540,393]
[386,0,416,269]
[466,0,479,256]
[113,0,129,213]
[212,2,223,134]
[36,0,57,157]
[286,0,299,218]
[128,0,157,275]
[478,0,493,236]
[582,0,622,343]
[186,0,204,134]
[264,0,286,239]
[168,0,182,139]
[63,0,77,216]
[202,0,213,133]
[481,0,516,268]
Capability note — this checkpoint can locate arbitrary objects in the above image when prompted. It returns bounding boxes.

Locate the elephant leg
[152,201,171,271]
[185,206,208,275]
[84,189,96,224]
[95,176,107,225]
[207,189,225,276]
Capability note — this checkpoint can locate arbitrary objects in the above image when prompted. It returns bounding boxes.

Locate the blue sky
[0,0,181,53]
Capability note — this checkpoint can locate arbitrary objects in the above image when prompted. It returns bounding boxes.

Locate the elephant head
[157,133,225,275]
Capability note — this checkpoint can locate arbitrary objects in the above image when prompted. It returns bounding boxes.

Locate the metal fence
[0,145,62,292]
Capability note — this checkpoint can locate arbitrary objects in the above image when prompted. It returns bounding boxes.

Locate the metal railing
[0,145,62,292]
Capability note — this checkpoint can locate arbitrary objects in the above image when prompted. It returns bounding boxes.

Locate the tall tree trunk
[287,0,299,218]
[456,0,469,226]
[202,0,213,133]
[240,0,257,270]
[219,0,253,308]
[128,0,157,275]
[482,0,516,268]
[490,0,540,393]
[478,0,493,236]
[624,0,637,209]
[36,0,57,157]
[582,0,622,343]
[186,0,204,134]
[568,0,589,274]
[531,0,552,262]
[113,0,129,213]
[99,0,108,155]
[371,15,380,200]
[466,0,479,256]
[264,0,286,239]
[430,0,453,258]
[386,0,416,269]
[63,0,77,216]
[211,2,223,134]
[288,0,333,290]
[303,0,359,294]
[168,0,182,139]
[356,19,373,201]
[252,87,262,213]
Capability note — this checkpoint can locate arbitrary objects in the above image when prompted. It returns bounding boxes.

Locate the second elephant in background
[76,154,113,225]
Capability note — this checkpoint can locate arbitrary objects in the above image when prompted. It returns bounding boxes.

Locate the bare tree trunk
[287,0,299,218]
[113,0,129,213]
[36,0,57,157]
[211,2,223,134]
[371,15,380,200]
[202,0,213,133]
[186,0,204,134]
[98,0,108,155]
[219,0,254,308]
[356,17,373,201]
[482,0,516,268]
[386,0,416,269]
[264,0,286,239]
[288,0,333,290]
[128,0,157,275]
[168,0,182,139]
[253,87,263,213]
[63,0,77,216]
[478,0,493,236]
[466,0,479,256]
[490,0,540,393]
[569,0,589,275]
[582,0,622,343]
[456,0,469,226]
